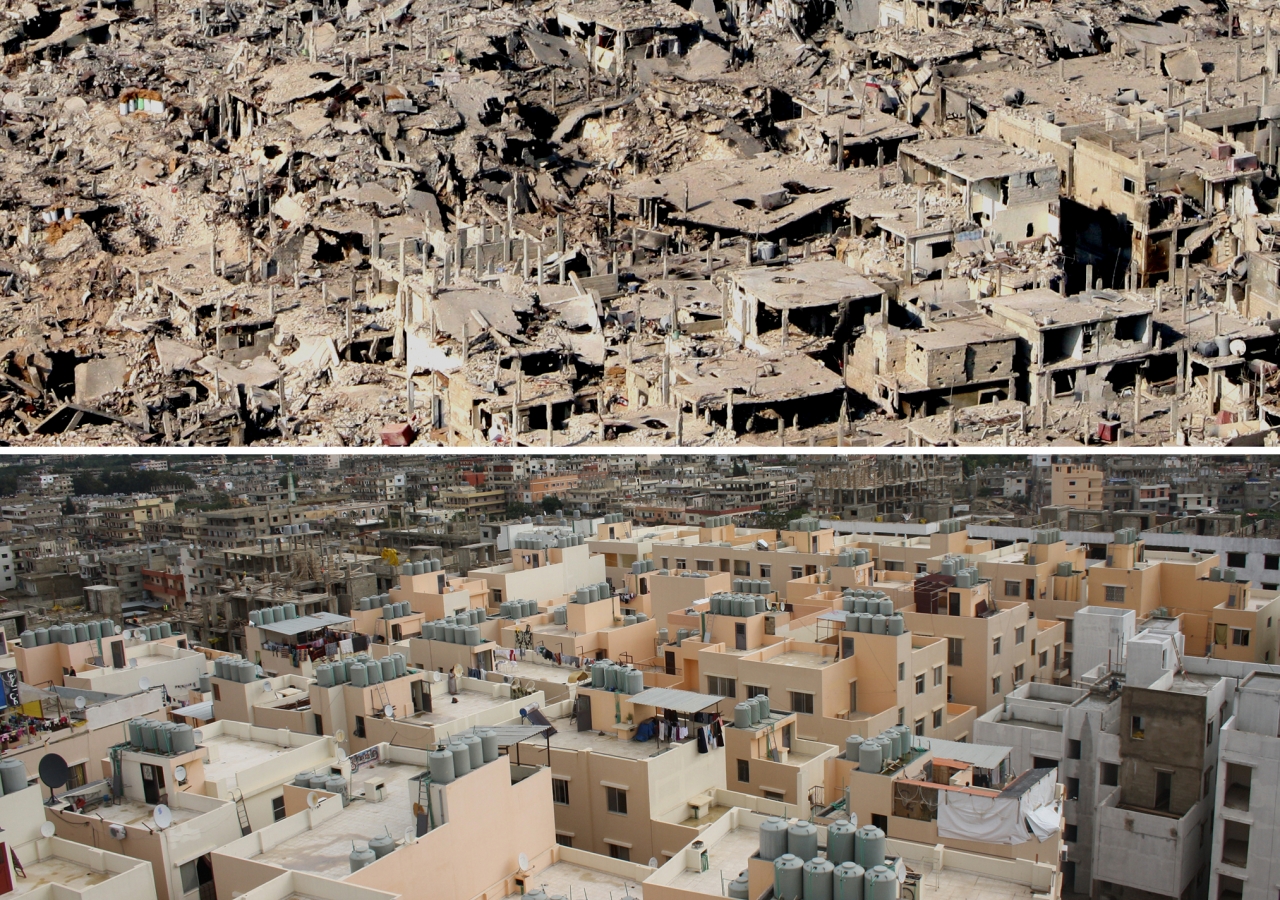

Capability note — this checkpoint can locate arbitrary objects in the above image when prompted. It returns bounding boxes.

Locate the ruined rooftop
[2,0,1278,446]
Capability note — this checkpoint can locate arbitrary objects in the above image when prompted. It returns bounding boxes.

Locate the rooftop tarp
[170,701,215,721]
[257,612,353,637]
[936,768,1059,845]
[918,736,1010,770]
[628,687,727,713]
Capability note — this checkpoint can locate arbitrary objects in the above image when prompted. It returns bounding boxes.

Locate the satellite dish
[39,753,70,803]
[452,664,464,678]
[336,748,347,762]
[404,827,416,846]
[192,729,204,743]
[138,677,152,691]
[648,857,659,868]
[334,729,347,744]
[40,822,56,838]
[75,696,87,709]
[383,704,395,718]
[518,853,530,872]
[129,660,138,668]
[306,792,321,810]
[153,804,173,830]
[175,766,187,783]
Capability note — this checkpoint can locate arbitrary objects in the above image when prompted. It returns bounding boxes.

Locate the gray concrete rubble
[1,0,1279,445]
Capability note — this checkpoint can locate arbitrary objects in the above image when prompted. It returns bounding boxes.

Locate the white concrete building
[0,545,15,591]
[1071,606,1135,682]
[974,681,1121,895]
[1209,671,1280,900]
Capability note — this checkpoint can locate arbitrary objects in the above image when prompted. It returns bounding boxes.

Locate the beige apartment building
[438,486,507,519]
[50,750,245,900]
[690,613,975,746]
[100,499,178,543]
[1051,463,1104,509]
[0,688,168,788]
[902,568,1066,716]
[871,519,994,576]
[469,537,606,607]
[0,781,159,900]
[522,706,728,863]
[971,529,1086,670]
[1084,530,1280,664]
[209,735,651,900]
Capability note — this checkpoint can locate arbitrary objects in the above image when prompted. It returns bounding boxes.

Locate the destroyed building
[0,0,1278,446]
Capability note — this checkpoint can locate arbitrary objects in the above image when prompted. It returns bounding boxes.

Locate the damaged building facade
[0,0,1278,446]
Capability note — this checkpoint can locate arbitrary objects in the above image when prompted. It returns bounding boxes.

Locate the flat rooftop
[6,854,112,897]
[659,822,1045,899]
[900,138,1053,181]
[79,652,178,676]
[1243,672,1280,693]
[894,852,1047,900]
[660,824,759,894]
[201,733,314,788]
[491,658,579,684]
[730,261,883,308]
[989,289,1151,329]
[766,650,837,669]
[501,861,643,899]
[1165,673,1220,695]
[94,798,203,829]
[402,689,511,726]
[545,716,676,761]
[251,762,421,879]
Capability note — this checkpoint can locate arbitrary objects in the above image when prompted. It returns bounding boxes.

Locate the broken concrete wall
[906,338,1016,389]
[1245,252,1280,320]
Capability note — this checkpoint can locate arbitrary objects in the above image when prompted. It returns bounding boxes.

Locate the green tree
[540,495,564,513]
[505,502,538,520]
[756,504,809,531]
[177,491,233,512]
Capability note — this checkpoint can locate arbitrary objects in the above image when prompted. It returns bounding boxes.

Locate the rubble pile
[2,0,1279,445]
